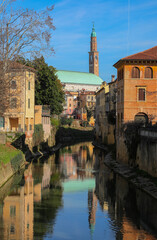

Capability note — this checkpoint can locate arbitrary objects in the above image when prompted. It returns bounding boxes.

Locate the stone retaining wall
[117,130,157,177]
[0,152,25,188]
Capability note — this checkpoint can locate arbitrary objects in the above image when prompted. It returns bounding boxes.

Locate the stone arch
[134,112,148,124]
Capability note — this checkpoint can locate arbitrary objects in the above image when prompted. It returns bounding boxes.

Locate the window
[10,206,16,217]
[121,89,123,102]
[132,67,140,78]
[30,124,32,130]
[27,204,29,213]
[10,98,17,109]
[145,67,153,78]
[10,224,15,234]
[11,80,16,89]
[117,90,120,102]
[69,104,71,107]
[28,99,30,108]
[138,88,146,101]
[121,112,123,124]
[28,81,31,90]
[91,96,93,101]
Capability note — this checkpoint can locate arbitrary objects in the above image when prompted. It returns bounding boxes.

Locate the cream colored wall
[25,71,35,119]
[35,105,42,125]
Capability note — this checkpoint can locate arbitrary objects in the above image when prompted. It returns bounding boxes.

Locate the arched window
[145,67,153,78]
[132,67,140,78]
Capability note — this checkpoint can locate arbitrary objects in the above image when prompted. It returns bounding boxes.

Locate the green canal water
[0,142,157,240]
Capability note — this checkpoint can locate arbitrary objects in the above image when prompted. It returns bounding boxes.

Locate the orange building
[114,46,157,129]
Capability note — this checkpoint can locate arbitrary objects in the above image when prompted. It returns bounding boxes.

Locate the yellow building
[3,165,33,240]
[95,82,109,143]
[95,76,117,145]
[1,62,35,135]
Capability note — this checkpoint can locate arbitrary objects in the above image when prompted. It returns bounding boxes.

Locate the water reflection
[60,142,95,180]
[0,142,157,239]
[95,149,157,240]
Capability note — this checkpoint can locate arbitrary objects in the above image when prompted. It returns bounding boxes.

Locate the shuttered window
[132,67,140,78]
[145,67,153,78]
[138,88,146,101]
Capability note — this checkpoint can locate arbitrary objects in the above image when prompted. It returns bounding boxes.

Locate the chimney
[111,75,115,82]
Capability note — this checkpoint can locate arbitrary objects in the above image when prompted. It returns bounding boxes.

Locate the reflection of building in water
[60,152,77,179]
[59,143,95,180]
[33,162,52,202]
[122,217,156,240]
[88,190,97,236]
[95,148,157,240]
[3,165,33,240]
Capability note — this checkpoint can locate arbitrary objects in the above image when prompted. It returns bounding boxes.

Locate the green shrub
[60,117,73,126]
[51,118,60,128]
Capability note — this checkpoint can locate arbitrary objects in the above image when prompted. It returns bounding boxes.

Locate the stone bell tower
[89,24,99,76]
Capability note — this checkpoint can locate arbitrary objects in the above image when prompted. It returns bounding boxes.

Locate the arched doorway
[134,112,148,124]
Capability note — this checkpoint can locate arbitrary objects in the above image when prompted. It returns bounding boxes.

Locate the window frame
[144,67,153,78]
[132,67,140,78]
[137,87,146,102]
[28,98,30,109]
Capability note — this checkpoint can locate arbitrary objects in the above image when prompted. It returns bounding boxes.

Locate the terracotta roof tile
[122,46,157,60]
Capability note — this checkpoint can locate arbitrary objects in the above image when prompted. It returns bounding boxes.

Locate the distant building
[57,70,102,93]
[56,26,103,120]
[113,46,157,129]
[89,24,99,76]
[95,76,117,145]
[95,82,109,143]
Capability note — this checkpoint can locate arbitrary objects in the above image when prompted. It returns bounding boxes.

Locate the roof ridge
[122,46,157,60]
[57,69,97,75]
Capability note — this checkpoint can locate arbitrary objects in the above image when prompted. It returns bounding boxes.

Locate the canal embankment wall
[0,151,25,188]
[117,127,157,177]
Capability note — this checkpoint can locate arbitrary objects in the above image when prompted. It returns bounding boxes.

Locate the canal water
[0,142,157,240]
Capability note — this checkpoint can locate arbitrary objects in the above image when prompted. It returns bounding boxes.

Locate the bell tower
[89,24,99,76]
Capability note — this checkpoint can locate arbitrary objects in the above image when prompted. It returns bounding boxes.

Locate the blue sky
[20,0,157,82]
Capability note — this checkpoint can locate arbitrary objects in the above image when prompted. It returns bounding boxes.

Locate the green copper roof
[91,24,96,37]
[63,178,95,193]
[57,70,103,85]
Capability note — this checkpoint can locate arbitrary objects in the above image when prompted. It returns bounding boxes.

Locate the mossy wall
[0,152,25,188]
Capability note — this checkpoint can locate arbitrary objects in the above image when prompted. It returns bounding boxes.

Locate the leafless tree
[0,0,55,115]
